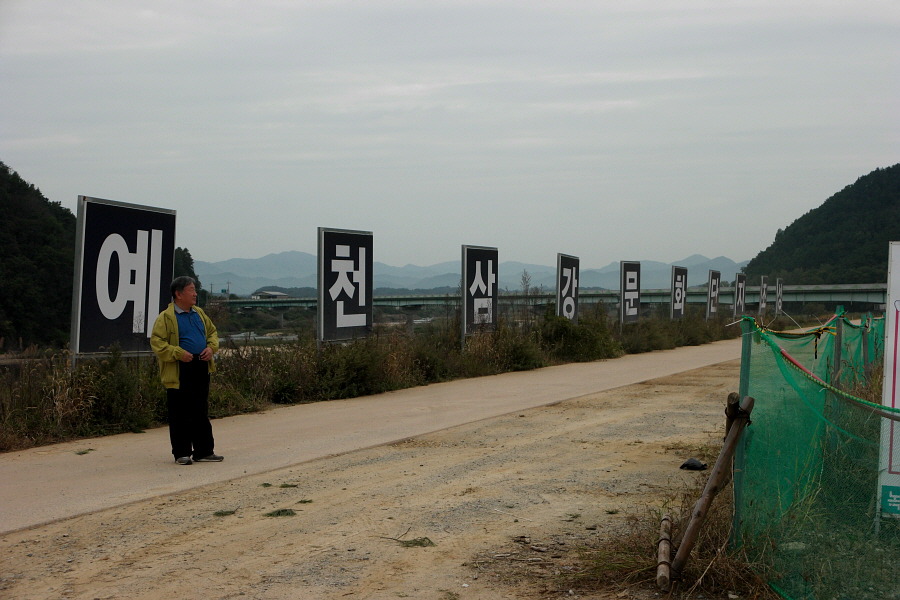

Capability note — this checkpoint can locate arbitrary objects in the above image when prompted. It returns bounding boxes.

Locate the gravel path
[0,340,742,599]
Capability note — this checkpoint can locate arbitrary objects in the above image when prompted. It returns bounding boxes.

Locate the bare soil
[0,359,740,600]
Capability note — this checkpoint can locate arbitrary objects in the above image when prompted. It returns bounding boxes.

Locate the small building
[250,290,290,300]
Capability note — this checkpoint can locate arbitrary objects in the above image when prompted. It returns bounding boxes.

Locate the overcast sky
[1,1,897,268]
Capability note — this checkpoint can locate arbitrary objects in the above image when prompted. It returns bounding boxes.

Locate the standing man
[151,276,224,465]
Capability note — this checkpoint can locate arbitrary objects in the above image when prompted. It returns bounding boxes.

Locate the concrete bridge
[216,283,887,312]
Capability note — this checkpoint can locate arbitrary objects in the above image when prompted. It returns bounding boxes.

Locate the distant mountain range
[196,252,749,296]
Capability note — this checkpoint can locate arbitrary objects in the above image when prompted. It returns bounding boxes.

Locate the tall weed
[0,309,732,451]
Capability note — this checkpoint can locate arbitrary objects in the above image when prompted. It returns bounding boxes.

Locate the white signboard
[879,242,900,515]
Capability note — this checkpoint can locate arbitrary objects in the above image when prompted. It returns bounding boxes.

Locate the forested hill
[0,162,76,348]
[743,164,900,284]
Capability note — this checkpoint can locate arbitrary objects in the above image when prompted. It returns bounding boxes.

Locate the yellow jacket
[150,303,219,389]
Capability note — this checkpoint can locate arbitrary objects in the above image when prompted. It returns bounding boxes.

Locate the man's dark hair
[170,276,197,298]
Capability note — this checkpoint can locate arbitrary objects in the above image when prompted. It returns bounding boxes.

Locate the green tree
[0,162,76,348]
[174,247,200,283]
[174,247,208,305]
[744,164,900,284]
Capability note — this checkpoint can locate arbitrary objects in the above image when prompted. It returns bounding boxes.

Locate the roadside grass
[0,307,739,451]
[561,362,885,600]
[560,444,781,600]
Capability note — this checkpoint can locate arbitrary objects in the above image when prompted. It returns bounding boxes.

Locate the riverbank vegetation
[0,305,743,452]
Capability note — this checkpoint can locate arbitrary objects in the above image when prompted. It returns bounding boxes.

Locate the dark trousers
[166,357,215,460]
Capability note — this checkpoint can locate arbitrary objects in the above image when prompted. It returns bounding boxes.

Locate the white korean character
[624,271,639,316]
[889,490,900,512]
[561,266,577,320]
[673,273,685,312]
[469,259,495,324]
[329,245,367,328]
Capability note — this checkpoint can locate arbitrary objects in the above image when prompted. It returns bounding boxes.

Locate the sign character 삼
[462,246,499,340]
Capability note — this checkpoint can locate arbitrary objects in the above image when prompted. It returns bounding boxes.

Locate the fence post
[731,318,753,547]
[656,515,672,590]
[833,316,843,387]
[863,314,871,377]
[671,395,755,579]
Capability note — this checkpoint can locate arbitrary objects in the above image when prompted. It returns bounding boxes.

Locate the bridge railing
[214,283,886,311]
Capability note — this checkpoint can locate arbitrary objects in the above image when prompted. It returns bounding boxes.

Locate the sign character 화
[673,273,685,311]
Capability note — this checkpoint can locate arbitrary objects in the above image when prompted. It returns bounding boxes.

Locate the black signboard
[776,278,784,315]
[671,266,688,320]
[734,273,747,317]
[462,245,498,337]
[706,270,721,320]
[70,196,176,354]
[556,254,580,323]
[620,261,641,324]
[759,275,768,316]
[318,228,373,343]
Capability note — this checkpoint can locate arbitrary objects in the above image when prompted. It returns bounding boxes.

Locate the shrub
[0,307,744,451]
[495,323,544,372]
[617,311,740,354]
[409,325,460,382]
[86,347,159,434]
[312,337,389,400]
[540,308,623,363]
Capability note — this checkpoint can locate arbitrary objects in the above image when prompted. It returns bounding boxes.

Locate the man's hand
[179,351,194,362]
[199,347,213,361]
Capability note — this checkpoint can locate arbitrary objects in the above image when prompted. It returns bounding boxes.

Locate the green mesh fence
[733,312,900,600]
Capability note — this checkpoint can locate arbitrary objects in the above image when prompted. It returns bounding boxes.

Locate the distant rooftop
[251,290,290,299]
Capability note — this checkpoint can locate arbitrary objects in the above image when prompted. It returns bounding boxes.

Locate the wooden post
[833,316,843,388]
[863,314,871,377]
[671,395,755,577]
[732,319,754,548]
[724,391,741,438]
[656,515,672,590]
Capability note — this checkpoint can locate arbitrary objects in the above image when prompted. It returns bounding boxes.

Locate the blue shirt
[174,305,207,355]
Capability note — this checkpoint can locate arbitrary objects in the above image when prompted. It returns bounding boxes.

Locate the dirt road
[0,339,742,599]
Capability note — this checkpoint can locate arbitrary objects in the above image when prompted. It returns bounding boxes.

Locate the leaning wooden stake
[656,515,672,590]
[669,395,755,579]
[724,391,741,437]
